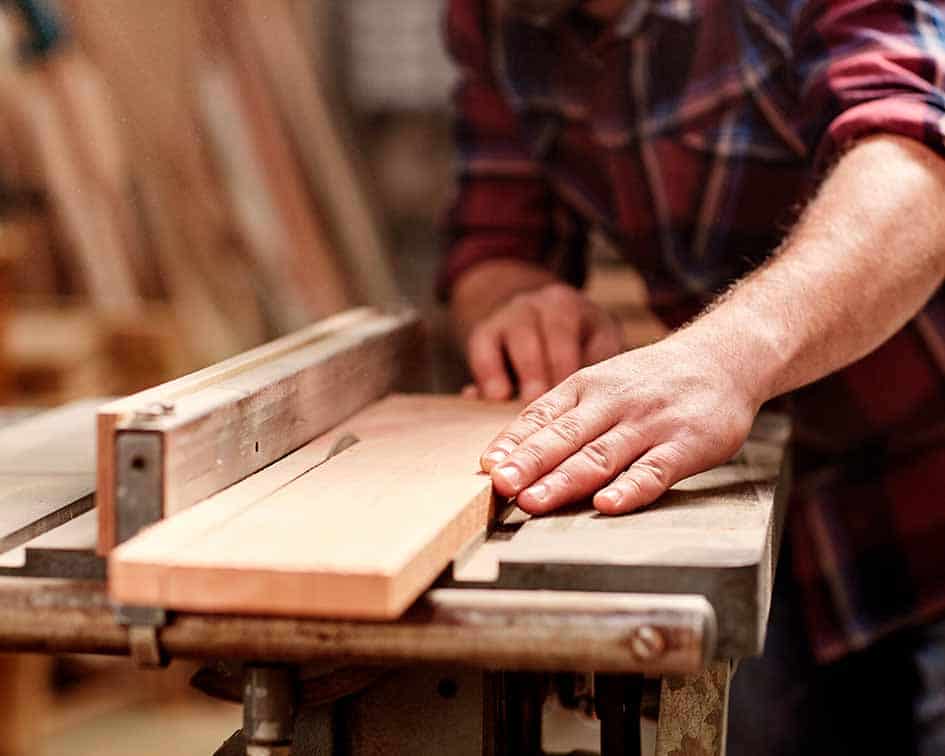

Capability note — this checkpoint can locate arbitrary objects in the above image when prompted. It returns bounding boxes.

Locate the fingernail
[596,488,622,510]
[523,482,548,503]
[484,380,507,399]
[493,464,523,492]
[483,449,509,468]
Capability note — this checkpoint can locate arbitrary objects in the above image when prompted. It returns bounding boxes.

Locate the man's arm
[476,0,945,513]
[480,134,945,514]
[695,135,945,403]
[442,0,623,401]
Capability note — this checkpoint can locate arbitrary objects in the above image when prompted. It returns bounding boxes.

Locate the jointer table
[0,310,791,756]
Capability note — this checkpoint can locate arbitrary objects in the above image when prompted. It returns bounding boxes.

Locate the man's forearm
[679,135,945,405]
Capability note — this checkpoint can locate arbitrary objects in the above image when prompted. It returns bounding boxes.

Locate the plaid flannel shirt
[440,0,945,662]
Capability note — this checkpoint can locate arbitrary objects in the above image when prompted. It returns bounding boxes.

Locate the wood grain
[97,309,423,552]
[110,394,519,619]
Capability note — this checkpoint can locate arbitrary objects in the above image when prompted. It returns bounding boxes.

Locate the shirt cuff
[436,233,545,303]
[815,94,945,169]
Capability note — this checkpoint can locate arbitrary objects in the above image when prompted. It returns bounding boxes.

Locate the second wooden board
[109,395,519,619]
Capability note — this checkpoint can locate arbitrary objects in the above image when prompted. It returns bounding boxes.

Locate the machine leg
[243,664,298,756]
[487,671,545,756]
[654,660,732,756]
[595,673,644,756]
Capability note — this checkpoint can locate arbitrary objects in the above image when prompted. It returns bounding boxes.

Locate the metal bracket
[115,605,169,668]
[0,547,105,580]
[115,431,164,545]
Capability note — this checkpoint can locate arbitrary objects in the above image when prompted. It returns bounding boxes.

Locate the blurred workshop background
[0,0,663,753]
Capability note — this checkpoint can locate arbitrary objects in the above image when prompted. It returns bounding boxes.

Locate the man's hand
[479,332,761,515]
[476,135,945,517]
[451,260,624,402]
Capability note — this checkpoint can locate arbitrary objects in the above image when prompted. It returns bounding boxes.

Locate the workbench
[0,310,791,756]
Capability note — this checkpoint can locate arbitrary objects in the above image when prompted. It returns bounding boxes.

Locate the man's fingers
[593,444,686,515]
[516,424,648,513]
[460,384,480,399]
[583,311,625,366]
[537,309,582,385]
[480,382,578,472]
[489,404,617,497]
[468,327,513,400]
[505,321,551,401]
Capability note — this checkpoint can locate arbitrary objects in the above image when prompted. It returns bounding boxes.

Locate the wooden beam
[109,394,519,620]
[237,0,400,307]
[215,0,354,322]
[97,308,424,552]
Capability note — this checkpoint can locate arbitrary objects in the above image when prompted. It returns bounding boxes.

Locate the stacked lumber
[1,306,184,406]
[0,0,397,402]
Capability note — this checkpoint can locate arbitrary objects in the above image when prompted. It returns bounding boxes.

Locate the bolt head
[135,401,175,420]
[630,625,666,661]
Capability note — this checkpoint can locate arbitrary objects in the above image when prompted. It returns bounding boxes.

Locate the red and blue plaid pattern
[440,0,945,661]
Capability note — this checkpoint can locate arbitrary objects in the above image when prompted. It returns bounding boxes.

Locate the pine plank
[109,394,519,619]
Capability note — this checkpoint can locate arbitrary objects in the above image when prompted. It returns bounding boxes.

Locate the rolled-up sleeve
[437,0,580,301]
[792,0,945,167]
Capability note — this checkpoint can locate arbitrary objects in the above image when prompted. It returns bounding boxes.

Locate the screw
[629,626,666,661]
[134,401,175,421]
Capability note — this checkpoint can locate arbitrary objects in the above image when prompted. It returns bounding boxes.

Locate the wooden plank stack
[0,0,397,402]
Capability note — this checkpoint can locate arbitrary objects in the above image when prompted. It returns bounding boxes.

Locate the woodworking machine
[0,307,790,756]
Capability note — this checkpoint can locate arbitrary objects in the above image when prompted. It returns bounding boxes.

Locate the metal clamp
[115,605,169,668]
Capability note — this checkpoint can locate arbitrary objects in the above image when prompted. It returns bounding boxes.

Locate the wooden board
[96,308,423,552]
[109,394,519,619]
